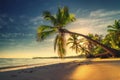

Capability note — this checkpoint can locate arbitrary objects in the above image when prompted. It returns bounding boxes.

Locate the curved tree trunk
[60,29,120,57]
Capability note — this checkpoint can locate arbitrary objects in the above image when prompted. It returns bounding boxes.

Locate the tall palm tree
[37,6,76,58]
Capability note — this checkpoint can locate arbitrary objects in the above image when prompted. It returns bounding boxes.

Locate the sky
[0,0,120,58]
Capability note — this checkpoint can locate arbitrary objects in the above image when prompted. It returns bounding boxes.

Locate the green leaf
[54,34,59,52]
[37,30,56,41]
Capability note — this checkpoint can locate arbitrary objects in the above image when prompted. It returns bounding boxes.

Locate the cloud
[0,14,8,18]
[9,17,14,22]
[0,33,34,39]
[0,25,2,29]
[30,16,42,22]
[30,15,43,25]
[0,38,37,51]
[90,9,120,18]
[67,9,120,35]
[0,38,17,50]
[0,14,15,29]
[75,8,90,17]
[0,17,8,25]
[0,14,38,34]
[67,18,108,35]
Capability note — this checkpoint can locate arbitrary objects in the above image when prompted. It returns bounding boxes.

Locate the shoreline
[0,58,120,80]
[0,61,68,72]
[0,58,120,72]
[0,58,86,72]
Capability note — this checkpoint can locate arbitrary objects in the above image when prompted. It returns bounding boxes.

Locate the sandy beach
[0,59,120,80]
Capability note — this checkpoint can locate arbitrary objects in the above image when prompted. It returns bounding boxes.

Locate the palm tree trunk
[61,29,120,57]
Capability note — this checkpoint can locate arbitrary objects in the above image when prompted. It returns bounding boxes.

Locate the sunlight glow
[70,65,93,79]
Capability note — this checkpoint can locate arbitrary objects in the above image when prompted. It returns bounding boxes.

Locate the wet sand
[0,59,120,80]
[69,60,120,80]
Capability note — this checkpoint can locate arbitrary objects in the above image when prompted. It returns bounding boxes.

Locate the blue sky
[0,0,120,58]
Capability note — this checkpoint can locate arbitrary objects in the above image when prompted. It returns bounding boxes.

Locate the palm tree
[37,6,120,58]
[37,6,76,58]
[107,20,120,50]
[67,34,92,57]
[67,34,81,54]
[60,29,120,57]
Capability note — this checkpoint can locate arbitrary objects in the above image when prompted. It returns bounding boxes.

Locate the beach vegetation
[37,6,120,58]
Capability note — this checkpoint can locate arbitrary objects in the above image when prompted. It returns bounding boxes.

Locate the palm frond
[107,29,117,33]
[70,45,75,50]
[69,14,76,21]
[67,38,74,42]
[62,6,76,25]
[37,25,55,33]
[107,25,115,28]
[56,6,76,27]
[66,41,73,45]
[54,34,59,52]
[37,25,56,41]
[43,11,52,20]
[56,7,62,25]
[43,11,57,25]
[37,30,55,41]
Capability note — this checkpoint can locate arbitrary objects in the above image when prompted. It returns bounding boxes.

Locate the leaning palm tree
[85,34,103,54]
[37,6,76,58]
[60,29,120,57]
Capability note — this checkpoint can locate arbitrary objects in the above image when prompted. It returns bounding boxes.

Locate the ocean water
[0,58,83,69]
[0,58,61,68]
